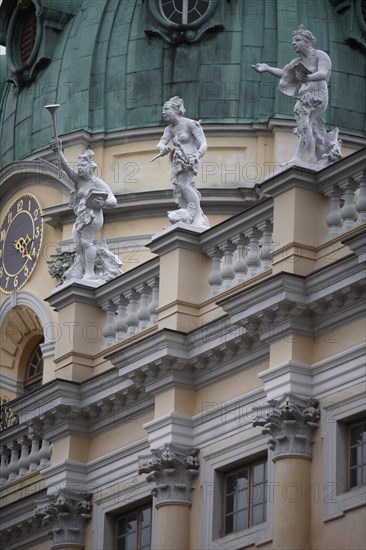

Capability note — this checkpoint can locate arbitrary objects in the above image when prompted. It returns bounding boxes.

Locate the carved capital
[138,444,199,508]
[34,489,91,549]
[253,396,320,461]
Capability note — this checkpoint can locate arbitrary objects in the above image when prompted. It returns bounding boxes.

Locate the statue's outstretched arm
[50,139,79,183]
[252,63,284,79]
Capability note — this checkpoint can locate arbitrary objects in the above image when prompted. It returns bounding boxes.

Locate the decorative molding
[0,289,56,344]
[342,228,366,263]
[138,443,199,507]
[258,361,313,402]
[23,126,366,164]
[34,489,91,549]
[321,392,366,521]
[253,395,320,460]
[0,159,72,206]
[218,256,366,341]
[0,372,24,394]
[143,412,194,448]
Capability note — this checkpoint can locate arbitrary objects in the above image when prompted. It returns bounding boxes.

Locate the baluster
[102,300,117,348]
[7,441,20,481]
[259,220,273,271]
[233,234,248,284]
[324,186,343,238]
[0,447,9,484]
[207,246,223,295]
[339,178,358,230]
[355,171,366,224]
[137,284,151,331]
[17,436,31,477]
[245,228,261,277]
[148,277,160,326]
[28,431,41,472]
[125,289,140,336]
[115,295,128,340]
[220,240,236,290]
[39,439,52,468]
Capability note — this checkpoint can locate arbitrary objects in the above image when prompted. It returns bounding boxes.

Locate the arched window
[159,0,211,25]
[24,343,44,394]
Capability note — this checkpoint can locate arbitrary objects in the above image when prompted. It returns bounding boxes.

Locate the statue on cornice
[50,139,122,284]
[252,25,342,170]
[154,96,210,229]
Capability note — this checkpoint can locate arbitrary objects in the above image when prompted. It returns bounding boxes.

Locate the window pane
[234,510,247,531]
[116,538,126,550]
[126,513,137,533]
[226,473,237,494]
[350,425,363,446]
[252,503,265,526]
[224,513,233,535]
[237,469,248,491]
[253,462,265,483]
[226,493,234,514]
[126,531,137,550]
[141,526,152,547]
[117,517,127,536]
[236,487,248,512]
[141,506,151,527]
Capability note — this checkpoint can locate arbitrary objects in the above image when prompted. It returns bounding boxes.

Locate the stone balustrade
[319,168,366,239]
[0,427,52,484]
[95,257,160,348]
[201,199,274,295]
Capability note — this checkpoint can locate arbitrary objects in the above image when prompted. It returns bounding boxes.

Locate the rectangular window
[349,419,366,489]
[223,458,267,536]
[116,503,152,550]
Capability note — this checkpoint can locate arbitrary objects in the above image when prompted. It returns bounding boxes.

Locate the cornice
[45,282,97,310]
[218,255,366,341]
[42,187,258,227]
[24,125,366,163]
[258,147,366,198]
[342,226,366,263]
[259,167,318,196]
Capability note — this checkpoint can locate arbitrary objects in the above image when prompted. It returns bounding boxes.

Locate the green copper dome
[0,0,365,165]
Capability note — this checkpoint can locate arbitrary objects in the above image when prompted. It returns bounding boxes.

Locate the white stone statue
[155,96,210,229]
[252,25,342,169]
[50,139,122,283]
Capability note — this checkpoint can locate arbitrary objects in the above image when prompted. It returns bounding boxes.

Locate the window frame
[23,342,44,394]
[148,0,218,30]
[349,418,366,490]
[200,436,274,549]
[115,501,152,550]
[322,393,366,521]
[92,478,156,550]
[223,457,268,536]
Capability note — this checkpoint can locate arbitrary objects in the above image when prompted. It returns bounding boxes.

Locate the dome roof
[0,0,365,165]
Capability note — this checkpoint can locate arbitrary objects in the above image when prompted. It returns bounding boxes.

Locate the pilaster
[138,443,199,550]
[138,443,199,508]
[253,395,320,461]
[34,489,91,549]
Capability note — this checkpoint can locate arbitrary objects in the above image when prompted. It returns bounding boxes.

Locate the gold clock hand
[13,235,33,261]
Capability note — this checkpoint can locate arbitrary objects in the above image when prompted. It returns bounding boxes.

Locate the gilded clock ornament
[0,194,43,293]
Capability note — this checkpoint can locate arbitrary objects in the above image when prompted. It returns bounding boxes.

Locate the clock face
[0,194,43,294]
